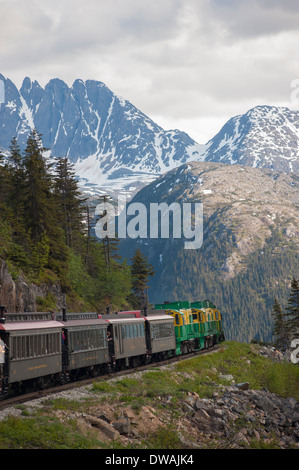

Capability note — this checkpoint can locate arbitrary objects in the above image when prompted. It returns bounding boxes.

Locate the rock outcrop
[183,385,299,448]
[0,259,65,312]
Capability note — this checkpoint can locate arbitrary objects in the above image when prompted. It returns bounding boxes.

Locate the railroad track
[0,344,221,410]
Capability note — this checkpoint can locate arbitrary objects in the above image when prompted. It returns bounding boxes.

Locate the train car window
[29,336,33,357]
[22,336,26,358]
[175,314,180,325]
[133,324,137,338]
[122,325,126,339]
[151,323,173,339]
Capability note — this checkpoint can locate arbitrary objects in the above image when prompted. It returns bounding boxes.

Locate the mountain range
[0,74,203,197]
[0,74,299,198]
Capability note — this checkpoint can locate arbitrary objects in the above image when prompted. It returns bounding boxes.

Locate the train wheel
[130,357,138,368]
[87,367,96,378]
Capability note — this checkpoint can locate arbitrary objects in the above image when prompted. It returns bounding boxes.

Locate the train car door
[107,324,115,358]
[0,333,9,393]
[117,325,124,356]
[61,328,69,371]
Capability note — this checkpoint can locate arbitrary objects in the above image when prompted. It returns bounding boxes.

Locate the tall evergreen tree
[22,130,67,277]
[22,130,53,241]
[285,277,299,340]
[129,248,155,309]
[5,137,26,237]
[272,298,290,351]
[53,157,84,248]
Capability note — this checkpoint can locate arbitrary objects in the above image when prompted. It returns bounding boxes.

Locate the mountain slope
[0,74,204,196]
[118,161,299,342]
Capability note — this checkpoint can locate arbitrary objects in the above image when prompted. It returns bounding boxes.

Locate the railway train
[0,300,224,397]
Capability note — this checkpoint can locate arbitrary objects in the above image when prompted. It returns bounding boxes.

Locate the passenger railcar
[102,315,148,369]
[144,312,176,361]
[54,311,109,379]
[0,312,63,392]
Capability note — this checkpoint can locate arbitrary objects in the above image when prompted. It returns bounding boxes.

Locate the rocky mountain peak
[203,105,299,174]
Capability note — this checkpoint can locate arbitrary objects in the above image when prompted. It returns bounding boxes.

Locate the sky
[1,0,299,143]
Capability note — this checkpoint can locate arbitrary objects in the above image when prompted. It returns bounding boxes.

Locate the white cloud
[0,0,298,142]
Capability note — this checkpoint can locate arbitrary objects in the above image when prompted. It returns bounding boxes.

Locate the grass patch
[145,426,185,449]
[0,415,101,449]
[175,341,299,400]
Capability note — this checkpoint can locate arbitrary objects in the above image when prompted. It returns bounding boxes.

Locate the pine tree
[129,248,155,309]
[285,277,299,340]
[6,137,26,235]
[22,130,67,278]
[9,136,24,199]
[53,157,84,248]
[22,130,53,241]
[272,298,290,351]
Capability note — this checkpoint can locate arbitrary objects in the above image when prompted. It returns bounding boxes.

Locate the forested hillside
[119,161,299,343]
[0,131,132,312]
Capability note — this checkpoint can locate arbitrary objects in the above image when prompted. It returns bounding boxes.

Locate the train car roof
[4,312,54,322]
[0,320,63,332]
[103,316,145,324]
[54,312,99,321]
[144,315,174,322]
[59,319,108,327]
[116,310,141,316]
[98,313,136,320]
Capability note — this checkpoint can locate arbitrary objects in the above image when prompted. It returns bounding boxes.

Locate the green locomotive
[154,300,225,355]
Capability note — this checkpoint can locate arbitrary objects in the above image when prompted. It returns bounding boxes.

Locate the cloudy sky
[1,0,299,143]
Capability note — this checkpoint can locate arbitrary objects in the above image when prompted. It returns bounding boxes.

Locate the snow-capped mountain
[0,74,204,197]
[202,105,299,174]
[1,74,299,198]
